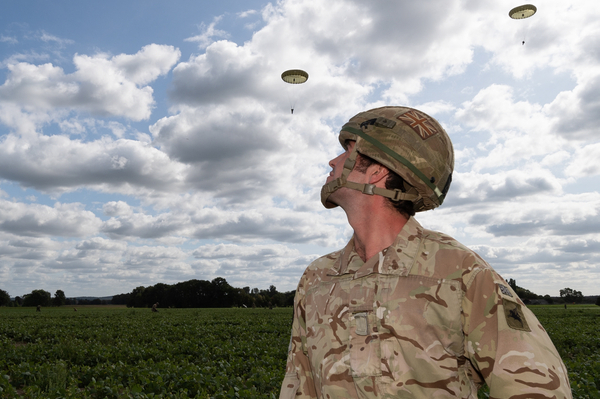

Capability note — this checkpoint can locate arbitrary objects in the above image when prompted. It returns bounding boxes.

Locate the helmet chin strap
[321,138,420,209]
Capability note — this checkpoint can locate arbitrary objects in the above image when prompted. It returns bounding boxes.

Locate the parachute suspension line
[522,21,531,45]
[285,87,296,114]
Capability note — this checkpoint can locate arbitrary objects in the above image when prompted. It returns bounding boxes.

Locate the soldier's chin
[322,195,340,209]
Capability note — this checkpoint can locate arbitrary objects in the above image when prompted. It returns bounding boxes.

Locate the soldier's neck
[347,203,408,262]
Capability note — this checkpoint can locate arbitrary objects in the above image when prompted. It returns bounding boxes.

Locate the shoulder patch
[498,284,513,297]
[503,298,530,332]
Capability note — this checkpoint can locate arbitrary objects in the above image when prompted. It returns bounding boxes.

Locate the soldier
[280,107,571,398]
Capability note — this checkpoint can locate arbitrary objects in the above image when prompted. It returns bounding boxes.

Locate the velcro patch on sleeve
[498,283,513,297]
[502,298,530,332]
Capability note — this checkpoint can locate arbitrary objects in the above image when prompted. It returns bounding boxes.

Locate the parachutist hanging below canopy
[509,4,537,45]
[281,69,309,114]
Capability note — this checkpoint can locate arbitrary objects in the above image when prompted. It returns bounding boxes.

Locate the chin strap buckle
[362,184,375,195]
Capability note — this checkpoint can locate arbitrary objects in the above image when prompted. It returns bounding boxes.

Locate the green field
[529,305,600,399]
[0,307,290,398]
[0,305,598,398]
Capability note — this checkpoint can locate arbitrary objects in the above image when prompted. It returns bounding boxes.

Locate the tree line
[0,278,295,309]
[112,278,296,309]
[507,279,597,305]
[0,289,66,307]
[2,279,597,308]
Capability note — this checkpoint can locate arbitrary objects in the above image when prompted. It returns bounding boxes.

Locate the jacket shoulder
[413,227,494,284]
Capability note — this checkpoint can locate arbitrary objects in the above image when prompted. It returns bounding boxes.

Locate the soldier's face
[326,140,356,184]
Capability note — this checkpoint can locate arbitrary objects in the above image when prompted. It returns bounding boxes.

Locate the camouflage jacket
[280,217,571,399]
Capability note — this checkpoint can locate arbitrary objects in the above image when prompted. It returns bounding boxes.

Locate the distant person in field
[280,106,572,398]
[152,302,159,312]
[36,305,41,312]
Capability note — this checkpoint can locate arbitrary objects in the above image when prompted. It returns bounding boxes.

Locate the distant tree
[560,287,583,304]
[23,289,52,307]
[543,294,554,305]
[127,286,146,308]
[53,290,66,307]
[210,277,239,308]
[236,288,253,307]
[0,289,10,306]
[169,279,212,308]
[144,283,170,307]
[283,291,295,307]
[505,278,540,301]
[595,296,600,307]
[111,293,130,305]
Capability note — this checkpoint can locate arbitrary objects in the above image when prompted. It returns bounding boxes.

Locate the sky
[1,0,599,299]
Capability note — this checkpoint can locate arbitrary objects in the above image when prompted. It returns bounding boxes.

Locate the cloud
[0,35,18,44]
[75,237,126,251]
[185,16,230,49]
[565,143,600,177]
[0,200,101,237]
[462,193,600,238]
[546,74,600,140]
[446,167,562,207]
[0,236,58,261]
[96,199,341,246]
[192,242,318,291]
[258,0,474,85]
[0,44,180,121]
[39,31,74,47]
[193,243,299,260]
[237,10,258,18]
[191,208,338,245]
[102,211,187,240]
[102,201,133,217]
[170,41,268,106]
[0,132,188,194]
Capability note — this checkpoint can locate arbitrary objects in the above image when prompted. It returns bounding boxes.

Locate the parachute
[281,69,309,114]
[281,69,309,84]
[509,4,537,45]
[509,4,537,19]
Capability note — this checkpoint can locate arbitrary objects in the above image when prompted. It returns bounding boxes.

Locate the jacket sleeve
[462,265,572,399]
[279,274,318,399]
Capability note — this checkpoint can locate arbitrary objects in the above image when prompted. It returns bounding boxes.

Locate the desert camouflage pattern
[339,106,454,212]
[280,217,571,399]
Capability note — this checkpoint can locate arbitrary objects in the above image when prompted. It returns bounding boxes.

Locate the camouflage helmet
[321,106,454,212]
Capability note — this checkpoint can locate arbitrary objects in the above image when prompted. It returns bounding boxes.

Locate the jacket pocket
[349,310,382,377]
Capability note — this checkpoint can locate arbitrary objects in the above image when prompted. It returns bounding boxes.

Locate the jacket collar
[332,216,424,278]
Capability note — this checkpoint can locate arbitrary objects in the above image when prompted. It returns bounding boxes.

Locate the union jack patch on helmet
[397,109,439,140]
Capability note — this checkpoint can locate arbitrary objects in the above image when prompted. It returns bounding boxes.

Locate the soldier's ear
[368,165,389,185]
